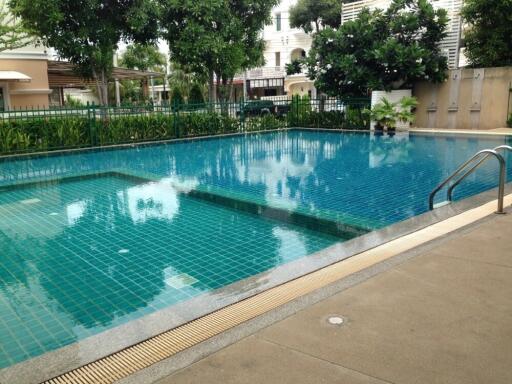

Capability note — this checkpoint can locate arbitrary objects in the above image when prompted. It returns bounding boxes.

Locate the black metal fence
[0,97,370,156]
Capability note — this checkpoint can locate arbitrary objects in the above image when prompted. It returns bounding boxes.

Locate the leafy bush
[0,117,90,153]
[365,96,418,130]
[65,95,85,107]
[188,83,205,105]
[461,0,512,67]
[507,113,512,128]
[0,98,373,155]
[171,87,184,105]
[245,114,287,132]
[177,112,239,137]
[97,114,175,145]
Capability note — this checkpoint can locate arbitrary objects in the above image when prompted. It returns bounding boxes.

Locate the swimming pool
[1,130,511,369]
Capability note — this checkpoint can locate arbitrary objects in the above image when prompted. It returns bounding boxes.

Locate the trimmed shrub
[188,83,205,105]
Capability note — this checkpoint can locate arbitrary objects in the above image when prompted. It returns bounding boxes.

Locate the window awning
[0,71,32,82]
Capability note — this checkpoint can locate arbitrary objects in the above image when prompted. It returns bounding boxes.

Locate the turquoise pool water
[1,130,511,368]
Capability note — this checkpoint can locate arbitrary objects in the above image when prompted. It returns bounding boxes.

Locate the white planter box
[371,89,412,130]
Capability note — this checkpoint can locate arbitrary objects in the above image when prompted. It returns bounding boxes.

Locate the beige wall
[0,59,51,109]
[414,67,512,130]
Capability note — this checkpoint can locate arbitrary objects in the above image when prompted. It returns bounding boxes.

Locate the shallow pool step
[185,188,369,240]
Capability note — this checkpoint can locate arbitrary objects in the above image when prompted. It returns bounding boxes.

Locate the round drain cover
[328,316,344,325]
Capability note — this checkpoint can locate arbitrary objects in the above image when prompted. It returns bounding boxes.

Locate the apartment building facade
[244,0,318,99]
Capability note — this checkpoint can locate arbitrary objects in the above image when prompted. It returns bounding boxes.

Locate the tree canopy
[119,43,167,72]
[0,0,33,52]
[461,0,512,67]
[289,0,341,34]
[304,0,448,97]
[159,0,278,102]
[10,0,159,105]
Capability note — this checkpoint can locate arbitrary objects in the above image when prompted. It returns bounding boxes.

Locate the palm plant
[366,96,418,130]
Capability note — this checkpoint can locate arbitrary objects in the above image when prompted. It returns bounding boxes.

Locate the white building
[242,0,319,99]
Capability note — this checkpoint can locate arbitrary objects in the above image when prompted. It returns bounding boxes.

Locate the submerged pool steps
[1,170,369,240]
[185,188,368,239]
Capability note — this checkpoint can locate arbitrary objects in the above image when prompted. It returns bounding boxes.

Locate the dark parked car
[237,100,290,117]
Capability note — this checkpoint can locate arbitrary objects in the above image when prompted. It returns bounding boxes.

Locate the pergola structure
[47,60,164,105]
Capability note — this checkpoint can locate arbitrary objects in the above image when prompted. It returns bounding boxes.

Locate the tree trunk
[92,68,102,106]
[208,70,216,103]
[100,69,109,106]
[228,78,234,102]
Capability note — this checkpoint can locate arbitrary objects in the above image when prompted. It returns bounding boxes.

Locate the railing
[429,147,510,214]
[0,97,371,156]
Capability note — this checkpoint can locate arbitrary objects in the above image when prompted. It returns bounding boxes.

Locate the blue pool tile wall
[0,130,511,368]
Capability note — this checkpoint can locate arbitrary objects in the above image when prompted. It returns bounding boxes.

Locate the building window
[275,52,281,67]
[275,13,281,31]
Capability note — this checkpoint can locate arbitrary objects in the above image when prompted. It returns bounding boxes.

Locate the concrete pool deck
[155,209,512,384]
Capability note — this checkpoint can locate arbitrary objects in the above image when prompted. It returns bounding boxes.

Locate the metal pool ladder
[429,145,512,214]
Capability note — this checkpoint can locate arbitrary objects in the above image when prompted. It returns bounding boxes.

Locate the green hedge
[0,117,90,153]
[97,114,175,145]
[0,99,371,155]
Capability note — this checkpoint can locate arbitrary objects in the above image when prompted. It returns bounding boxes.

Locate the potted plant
[365,96,417,132]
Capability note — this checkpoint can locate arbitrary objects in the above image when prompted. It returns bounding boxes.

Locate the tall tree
[0,0,33,52]
[289,0,341,34]
[461,0,512,67]
[120,43,167,72]
[303,0,448,97]
[10,0,159,105]
[119,43,167,104]
[159,0,278,103]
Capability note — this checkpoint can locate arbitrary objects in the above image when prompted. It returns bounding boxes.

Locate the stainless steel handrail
[447,145,512,202]
[429,149,507,213]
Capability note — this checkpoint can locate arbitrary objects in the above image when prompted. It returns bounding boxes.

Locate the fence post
[295,96,300,127]
[239,98,245,132]
[173,100,179,138]
[87,103,94,147]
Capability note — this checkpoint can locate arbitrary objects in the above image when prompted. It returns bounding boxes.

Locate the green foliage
[171,87,184,105]
[306,0,448,97]
[507,113,512,128]
[245,114,287,131]
[461,0,512,67]
[289,0,341,34]
[0,116,90,153]
[0,0,34,52]
[188,84,205,105]
[285,59,304,76]
[64,95,84,108]
[160,0,279,102]
[0,98,372,155]
[10,0,159,105]
[97,114,174,145]
[365,96,418,129]
[120,43,167,72]
[177,113,239,136]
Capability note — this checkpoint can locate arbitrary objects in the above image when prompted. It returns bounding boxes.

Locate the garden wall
[414,67,512,130]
